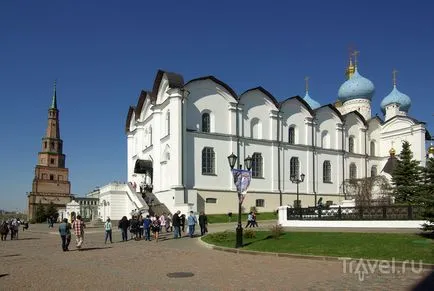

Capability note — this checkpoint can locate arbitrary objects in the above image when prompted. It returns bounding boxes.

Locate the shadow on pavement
[15,237,40,241]
[0,254,21,258]
[0,274,9,278]
[72,247,112,252]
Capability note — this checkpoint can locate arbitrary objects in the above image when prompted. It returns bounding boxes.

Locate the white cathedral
[89,55,432,219]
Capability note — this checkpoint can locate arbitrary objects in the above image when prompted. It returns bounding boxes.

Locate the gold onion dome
[389,148,396,156]
[428,145,434,154]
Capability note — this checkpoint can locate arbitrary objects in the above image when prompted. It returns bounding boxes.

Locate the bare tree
[342,176,392,207]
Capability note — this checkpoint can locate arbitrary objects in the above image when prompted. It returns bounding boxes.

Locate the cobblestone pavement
[0,224,431,291]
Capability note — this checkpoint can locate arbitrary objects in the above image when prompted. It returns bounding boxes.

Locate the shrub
[250,206,258,213]
[270,224,284,239]
[207,231,231,242]
[244,229,256,239]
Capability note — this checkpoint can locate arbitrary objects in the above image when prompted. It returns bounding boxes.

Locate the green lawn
[202,231,434,263]
[206,212,277,224]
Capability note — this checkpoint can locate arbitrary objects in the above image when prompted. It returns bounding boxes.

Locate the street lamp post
[227,153,252,248]
[290,173,305,208]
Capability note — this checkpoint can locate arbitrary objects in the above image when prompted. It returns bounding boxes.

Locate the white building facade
[122,59,429,215]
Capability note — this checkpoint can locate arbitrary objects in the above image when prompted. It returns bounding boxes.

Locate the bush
[207,231,231,242]
[244,229,256,239]
[270,224,284,239]
[250,206,258,213]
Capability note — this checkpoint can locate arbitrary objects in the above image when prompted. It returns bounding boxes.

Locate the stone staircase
[142,191,171,216]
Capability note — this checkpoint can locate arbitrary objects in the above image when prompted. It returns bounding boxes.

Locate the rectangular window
[290,157,300,178]
[202,147,215,175]
[255,199,265,207]
[50,158,55,164]
[205,198,217,203]
[252,153,263,178]
[323,161,331,183]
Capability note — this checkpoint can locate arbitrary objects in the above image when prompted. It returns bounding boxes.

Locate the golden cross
[392,69,398,86]
[352,50,360,66]
[304,76,310,93]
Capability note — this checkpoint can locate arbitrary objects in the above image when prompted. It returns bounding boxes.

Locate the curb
[198,237,434,270]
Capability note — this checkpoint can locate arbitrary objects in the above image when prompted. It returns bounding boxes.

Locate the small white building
[96,55,431,216]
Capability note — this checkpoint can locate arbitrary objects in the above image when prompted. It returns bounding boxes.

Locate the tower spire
[345,51,355,79]
[392,69,398,87]
[352,50,360,68]
[51,80,57,109]
[304,76,310,94]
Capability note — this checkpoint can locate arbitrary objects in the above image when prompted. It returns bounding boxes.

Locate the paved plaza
[0,222,432,290]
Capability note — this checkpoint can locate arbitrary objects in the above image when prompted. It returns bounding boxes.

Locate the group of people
[57,215,86,251]
[55,211,209,251]
[0,218,28,241]
[101,211,209,244]
[245,212,259,228]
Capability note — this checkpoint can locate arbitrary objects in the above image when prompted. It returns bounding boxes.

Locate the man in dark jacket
[172,210,181,239]
[118,216,130,241]
[198,211,208,236]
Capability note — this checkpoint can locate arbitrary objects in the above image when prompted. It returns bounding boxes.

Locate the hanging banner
[232,169,252,204]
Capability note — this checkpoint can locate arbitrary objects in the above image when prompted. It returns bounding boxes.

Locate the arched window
[202,113,210,133]
[250,118,261,139]
[323,160,331,183]
[321,131,330,148]
[252,153,263,178]
[290,157,300,178]
[166,110,170,135]
[49,174,54,180]
[371,165,377,177]
[370,141,376,156]
[288,127,295,144]
[349,136,355,153]
[202,147,215,175]
[349,163,357,180]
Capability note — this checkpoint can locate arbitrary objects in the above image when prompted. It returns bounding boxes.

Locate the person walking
[198,211,208,236]
[143,215,152,241]
[172,211,181,239]
[118,216,130,242]
[151,215,161,242]
[58,218,71,251]
[187,211,197,238]
[72,215,85,249]
[245,212,253,228]
[104,217,113,244]
[180,214,186,236]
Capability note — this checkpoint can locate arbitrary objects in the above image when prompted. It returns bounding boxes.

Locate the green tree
[391,141,421,205]
[35,202,46,223]
[419,157,434,232]
[45,202,58,221]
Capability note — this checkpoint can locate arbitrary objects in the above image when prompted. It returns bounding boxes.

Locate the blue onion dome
[303,91,320,109]
[337,68,375,102]
[380,85,411,114]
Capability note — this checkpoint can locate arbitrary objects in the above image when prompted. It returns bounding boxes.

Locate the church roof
[381,155,398,175]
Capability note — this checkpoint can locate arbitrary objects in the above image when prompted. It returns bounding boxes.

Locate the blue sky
[1,0,433,211]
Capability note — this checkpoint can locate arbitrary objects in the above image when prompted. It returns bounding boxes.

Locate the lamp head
[300,173,305,182]
[244,155,253,171]
[227,153,237,169]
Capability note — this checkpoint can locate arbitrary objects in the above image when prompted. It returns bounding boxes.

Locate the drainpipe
[278,111,282,206]
[364,128,368,179]
[181,88,187,204]
[236,102,240,160]
[312,117,317,207]
[342,122,346,199]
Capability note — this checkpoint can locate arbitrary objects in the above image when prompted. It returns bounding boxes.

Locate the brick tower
[27,82,72,220]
